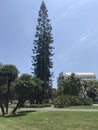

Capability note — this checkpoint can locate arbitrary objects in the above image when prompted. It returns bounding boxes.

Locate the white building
[58,72,96,83]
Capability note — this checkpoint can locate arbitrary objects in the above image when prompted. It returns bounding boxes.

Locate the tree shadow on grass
[1,110,36,118]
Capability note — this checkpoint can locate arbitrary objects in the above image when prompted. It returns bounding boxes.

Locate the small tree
[12,74,43,114]
[69,73,82,96]
[31,1,54,102]
[1,64,19,114]
[0,64,6,115]
[12,79,33,114]
[86,81,98,101]
[57,73,82,97]
[31,77,43,104]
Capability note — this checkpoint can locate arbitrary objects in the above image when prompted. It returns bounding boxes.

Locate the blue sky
[0,0,98,88]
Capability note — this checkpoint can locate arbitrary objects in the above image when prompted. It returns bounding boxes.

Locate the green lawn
[69,105,98,109]
[0,110,98,130]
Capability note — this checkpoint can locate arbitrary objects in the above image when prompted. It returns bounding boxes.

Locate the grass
[0,110,98,130]
[69,105,98,109]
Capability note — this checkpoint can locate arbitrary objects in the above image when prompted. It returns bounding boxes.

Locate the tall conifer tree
[31,1,54,102]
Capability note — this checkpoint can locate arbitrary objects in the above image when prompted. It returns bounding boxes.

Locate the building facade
[57,72,96,84]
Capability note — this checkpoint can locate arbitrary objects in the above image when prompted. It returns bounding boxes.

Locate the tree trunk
[12,97,25,114]
[0,101,5,115]
[6,80,11,114]
[0,86,5,115]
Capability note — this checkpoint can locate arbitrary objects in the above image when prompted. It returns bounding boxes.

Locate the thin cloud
[58,32,91,63]
[54,0,88,23]
[80,34,89,42]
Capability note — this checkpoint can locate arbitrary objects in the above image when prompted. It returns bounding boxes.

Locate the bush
[53,95,71,108]
[54,95,92,108]
[81,98,92,105]
[69,96,82,106]
[24,103,51,108]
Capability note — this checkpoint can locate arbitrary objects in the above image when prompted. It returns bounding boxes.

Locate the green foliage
[54,95,71,108]
[54,95,92,108]
[52,88,57,99]
[57,75,98,102]
[31,77,43,103]
[86,81,98,101]
[15,74,34,97]
[1,64,19,81]
[12,74,34,113]
[80,98,92,105]
[32,1,54,102]
[12,74,44,113]
[24,103,51,108]
[15,74,43,97]
[87,88,97,101]
[57,73,82,96]
[15,79,33,97]
[14,74,42,99]
[69,96,82,106]
[0,64,19,114]
[0,65,7,86]
[19,73,32,81]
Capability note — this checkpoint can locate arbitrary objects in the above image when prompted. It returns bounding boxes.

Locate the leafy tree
[12,74,43,114]
[19,73,33,81]
[87,88,97,101]
[86,81,98,101]
[12,79,33,114]
[69,73,82,96]
[57,79,70,96]
[80,81,88,98]
[31,1,54,102]
[19,74,43,103]
[31,77,43,104]
[52,88,57,99]
[0,64,6,115]
[57,73,82,97]
[1,64,19,114]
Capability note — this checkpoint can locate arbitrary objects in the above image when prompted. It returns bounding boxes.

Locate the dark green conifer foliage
[31,1,54,102]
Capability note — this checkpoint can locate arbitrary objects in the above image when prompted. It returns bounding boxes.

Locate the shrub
[54,95,92,108]
[81,98,92,105]
[69,96,82,106]
[53,95,71,108]
[24,103,51,108]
